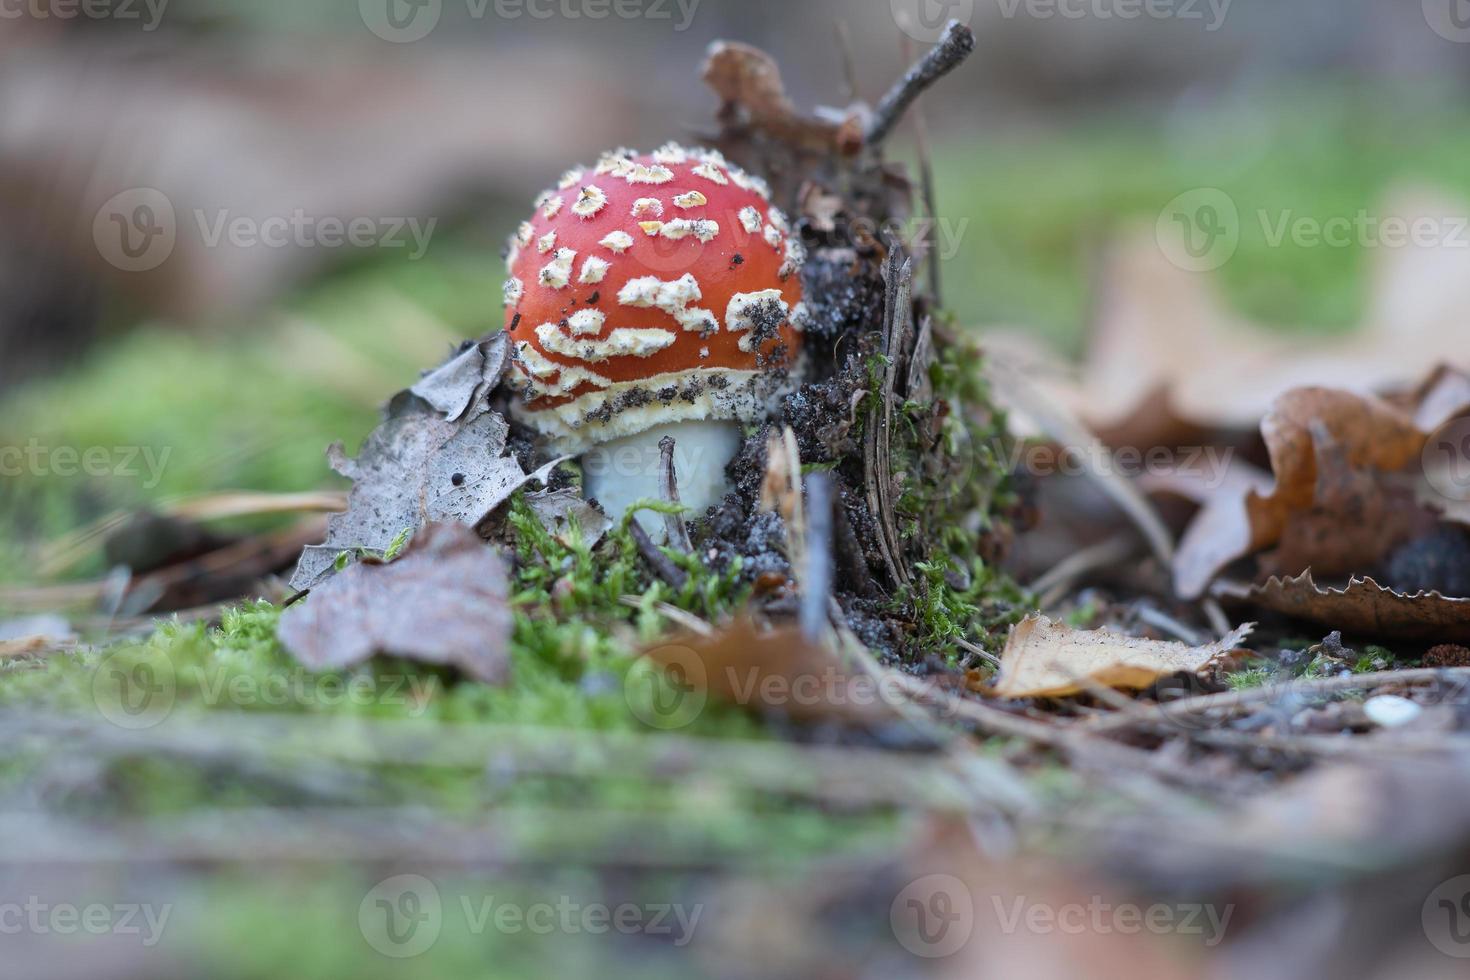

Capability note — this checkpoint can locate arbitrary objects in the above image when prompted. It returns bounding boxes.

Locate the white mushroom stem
[582,420,744,539]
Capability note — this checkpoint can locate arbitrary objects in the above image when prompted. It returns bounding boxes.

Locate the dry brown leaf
[701,42,845,153]
[1173,385,1449,599]
[1216,571,1470,643]
[990,614,1253,700]
[992,186,1470,464]
[278,523,512,684]
[1076,186,1470,438]
[641,618,899,725]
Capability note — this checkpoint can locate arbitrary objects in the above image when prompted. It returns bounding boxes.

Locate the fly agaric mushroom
[502,143,806,527]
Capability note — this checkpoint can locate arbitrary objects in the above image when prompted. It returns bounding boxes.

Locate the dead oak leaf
[989,614,1254,700]
[278,523,512,684]
[1216,571,1470,643]
[1030,189,1470,446]
[1173,385,1442,599]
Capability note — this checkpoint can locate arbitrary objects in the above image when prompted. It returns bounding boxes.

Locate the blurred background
[6,4,1470,976]
[5,0,1470,558]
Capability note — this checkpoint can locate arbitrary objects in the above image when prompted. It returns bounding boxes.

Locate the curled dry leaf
[701,41,847,154]
[408,338,504,422]
[278,523,512,684]
[997,189,1470,449]
[1215,571,1470,643]
[1173,382,1463,599]
[990,614,1253,700]
[290,335,563,591]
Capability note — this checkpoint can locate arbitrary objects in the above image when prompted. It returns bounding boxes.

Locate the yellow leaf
[990,615,1253,700]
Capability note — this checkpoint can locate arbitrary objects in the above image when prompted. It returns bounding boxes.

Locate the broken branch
[865,20,976,149]
[629,520,688,591]
[657,435,695,554]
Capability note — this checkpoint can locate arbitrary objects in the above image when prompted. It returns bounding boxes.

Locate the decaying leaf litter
[9,20,1470,978]
[258,23,1470,816]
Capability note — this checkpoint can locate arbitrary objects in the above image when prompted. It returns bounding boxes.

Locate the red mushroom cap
[502,143,805,450]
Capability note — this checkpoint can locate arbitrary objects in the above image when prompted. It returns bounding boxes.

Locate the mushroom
[502,143,806,531]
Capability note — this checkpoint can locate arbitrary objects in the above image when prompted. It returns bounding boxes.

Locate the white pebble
[1363,695,1422,728]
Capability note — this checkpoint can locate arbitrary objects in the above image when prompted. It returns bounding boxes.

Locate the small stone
[1363,695,1423,729]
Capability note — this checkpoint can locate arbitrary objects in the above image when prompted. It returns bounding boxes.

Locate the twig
[618,595,714,637]
[37,490,346,577]
[1029,533,1137,603]
[956,636,1002,670]
[1201,597,1232,638]
[985,357,1176,568]
[898,31,945,304]
[1181,727,1470,761]
[801,472,834,641]
[881,670,1230,796]
[824,613,1230,799]
[865,20,976,148]
[1059,665,1147,713]
[834,18,860,103]
[782,426,806,543]
[629,521,688,590]
[1085,667,1470,735]
[657,436,694,553]
[864,249,915,590]
[0,635,72,660]
[1135,604,1203,645]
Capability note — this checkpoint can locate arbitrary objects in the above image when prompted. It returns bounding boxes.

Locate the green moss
[1227,667,1274,692]
[1354,646,1394,673]
[888,333,1028,660]
[1063,600,1101,629]
[1,590,895,845]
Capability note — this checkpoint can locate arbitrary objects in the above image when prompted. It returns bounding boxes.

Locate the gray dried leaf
[410,337,507,422]
[524,488,612,547]
[279,523,512,684]
[290,334,554,591]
